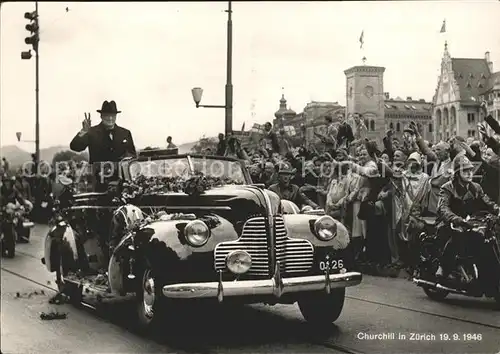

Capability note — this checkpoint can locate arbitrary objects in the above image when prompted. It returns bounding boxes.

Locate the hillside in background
[0,139,201,168]
[177,141,198,153]
[0,145,89,168]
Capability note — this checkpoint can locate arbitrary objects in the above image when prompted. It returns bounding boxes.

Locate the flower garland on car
[120,172,242,199]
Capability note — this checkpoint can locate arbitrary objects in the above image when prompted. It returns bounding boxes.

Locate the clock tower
[344,65,386,143]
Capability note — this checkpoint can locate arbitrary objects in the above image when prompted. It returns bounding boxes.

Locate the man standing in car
[70,100,136,190]
[70,100,136,163]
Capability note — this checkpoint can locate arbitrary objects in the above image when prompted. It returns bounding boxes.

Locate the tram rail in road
[11,248,500,331]
[1,262,365,354]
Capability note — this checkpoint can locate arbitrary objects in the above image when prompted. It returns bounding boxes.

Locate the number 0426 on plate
[318,257,344,272]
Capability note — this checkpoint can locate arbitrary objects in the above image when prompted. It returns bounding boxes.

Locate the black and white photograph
[1,1,499,353]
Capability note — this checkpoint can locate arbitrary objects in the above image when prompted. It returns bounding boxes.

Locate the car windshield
[190,157,246,183]
[128,156,246,183]
[129,158,190,180]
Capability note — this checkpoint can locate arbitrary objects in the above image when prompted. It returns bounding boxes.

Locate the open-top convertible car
[42,149,361,329]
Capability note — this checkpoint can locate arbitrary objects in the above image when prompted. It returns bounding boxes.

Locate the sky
[1,1,499,150]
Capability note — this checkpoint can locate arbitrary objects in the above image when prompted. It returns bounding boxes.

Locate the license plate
[319,258,344,271]
[41,202,48,208]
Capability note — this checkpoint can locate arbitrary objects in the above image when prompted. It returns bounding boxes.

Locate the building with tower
[432,42,500,142]
[344,65,386,143]
[343,65,433,143]
[271,93,344,146]
[267,64,435,148]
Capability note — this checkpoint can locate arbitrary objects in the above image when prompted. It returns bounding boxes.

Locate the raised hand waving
[82,112,91,132]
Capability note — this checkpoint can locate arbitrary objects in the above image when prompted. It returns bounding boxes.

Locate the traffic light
[21,10,39,59]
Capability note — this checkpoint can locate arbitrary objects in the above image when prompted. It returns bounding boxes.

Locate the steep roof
[451,58,491,101]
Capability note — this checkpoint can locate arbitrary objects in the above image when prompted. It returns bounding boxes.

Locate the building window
[467,113,475,123]
[370,120,375,131]
[396,122,401,132]
[364,119,369,128]
[467,130,476,137]
[389,122,394,130]
[428,123,433,133]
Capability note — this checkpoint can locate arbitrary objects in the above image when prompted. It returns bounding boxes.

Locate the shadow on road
[439,297,500,311]
[86,301,342,352]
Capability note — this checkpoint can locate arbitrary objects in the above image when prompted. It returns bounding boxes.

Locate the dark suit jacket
[70,123,136,164]
[337,122,354,148]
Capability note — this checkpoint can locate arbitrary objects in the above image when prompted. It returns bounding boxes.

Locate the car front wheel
[54,252,82,306]
[135,267,167,332]
[298,288,345,325]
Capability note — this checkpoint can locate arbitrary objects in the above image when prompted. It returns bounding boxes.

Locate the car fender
[282,214,350,249]
[108,215,238,293]
[44,222,78,272]
[144,216,238,256]
[108,231,134,295]
[281,199,300,214]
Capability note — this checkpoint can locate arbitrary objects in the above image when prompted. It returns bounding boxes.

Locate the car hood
[135,184,274,226]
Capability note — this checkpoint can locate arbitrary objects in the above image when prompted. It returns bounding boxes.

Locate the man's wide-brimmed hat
[97,100,121,114]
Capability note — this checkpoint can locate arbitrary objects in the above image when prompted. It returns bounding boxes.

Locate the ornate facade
[432,42,499,141]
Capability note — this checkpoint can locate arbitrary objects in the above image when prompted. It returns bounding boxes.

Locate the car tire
[54,252,82,306]
[16,226,30,243]
[423,286,449,301]
[2,224,17,258]
[298,288,345,325]
[134,267,167,332]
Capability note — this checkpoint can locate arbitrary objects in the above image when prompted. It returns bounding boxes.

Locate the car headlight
[184,220,210,247]
[226,250,252,274]
[313,215,337,241]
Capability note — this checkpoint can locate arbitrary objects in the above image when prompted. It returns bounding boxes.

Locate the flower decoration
[120,173,241,200]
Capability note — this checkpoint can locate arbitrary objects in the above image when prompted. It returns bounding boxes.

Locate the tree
[191,137,218,154]
[52,150,88,165]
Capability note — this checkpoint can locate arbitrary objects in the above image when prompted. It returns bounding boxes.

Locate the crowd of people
[2,98,500,279]
[209,102,500,277]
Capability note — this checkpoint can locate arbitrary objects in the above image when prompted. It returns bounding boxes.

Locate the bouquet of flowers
[121,173,242,200]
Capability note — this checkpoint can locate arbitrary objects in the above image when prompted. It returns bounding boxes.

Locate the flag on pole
[440,19,446,33]
[359,30,364,49]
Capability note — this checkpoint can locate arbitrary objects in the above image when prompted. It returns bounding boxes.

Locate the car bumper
[162,263,361,301]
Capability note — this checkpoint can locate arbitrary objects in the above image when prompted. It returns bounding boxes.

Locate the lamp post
[21,1,40,173]
[191,0,233,137]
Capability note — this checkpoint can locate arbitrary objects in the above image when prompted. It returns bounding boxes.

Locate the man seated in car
[269,162,319,209]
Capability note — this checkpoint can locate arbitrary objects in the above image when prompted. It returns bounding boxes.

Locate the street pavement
[1,225,499,354]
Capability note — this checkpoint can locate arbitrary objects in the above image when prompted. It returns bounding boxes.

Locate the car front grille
[214,216,314,276]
